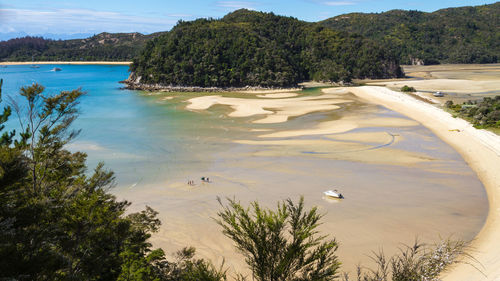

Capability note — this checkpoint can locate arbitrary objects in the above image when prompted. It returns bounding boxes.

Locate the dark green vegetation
[0,81,225,281]
[446,96,500,128]
[129,10,403,88]
[0,80,474,280]
[321,2,500,65]
[0,32,165,62]
[401,85,416,92]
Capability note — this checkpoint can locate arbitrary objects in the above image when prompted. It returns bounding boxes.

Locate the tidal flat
[118,87,487,276]
[0,64,488,276]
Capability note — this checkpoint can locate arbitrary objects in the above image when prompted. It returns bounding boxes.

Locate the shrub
[216,197,340,281]
[401,85,416,92]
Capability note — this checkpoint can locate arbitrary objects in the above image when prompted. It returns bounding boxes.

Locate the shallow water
[0,65,488,275]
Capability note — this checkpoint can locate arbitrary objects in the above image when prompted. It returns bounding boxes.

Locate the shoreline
[0,61,131,65]
[347,86,500,281]
[122,81,303,93]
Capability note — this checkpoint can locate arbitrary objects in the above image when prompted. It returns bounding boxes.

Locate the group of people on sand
[187,177,211,186]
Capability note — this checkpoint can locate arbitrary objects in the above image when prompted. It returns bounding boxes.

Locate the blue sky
[0,0,497,39]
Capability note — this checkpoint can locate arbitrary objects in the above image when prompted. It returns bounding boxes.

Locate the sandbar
[233,137,433,165]
[258,116,418,138]
[186,94,353,124]
[347,86,500,281]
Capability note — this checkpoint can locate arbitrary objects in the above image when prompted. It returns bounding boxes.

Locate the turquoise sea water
[0,64,208,186]
[0,64,489,273]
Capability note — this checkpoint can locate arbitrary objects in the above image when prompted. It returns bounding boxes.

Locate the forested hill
[128,10,403,88]
[320,2,500,65]
[0,32,165,61]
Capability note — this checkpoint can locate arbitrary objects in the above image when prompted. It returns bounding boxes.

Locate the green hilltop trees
[1,2,497,67]
[320,2,500,65]
[0,33,166,62]
[129,9,403,88]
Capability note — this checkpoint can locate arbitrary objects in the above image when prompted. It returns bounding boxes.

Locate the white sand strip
[0,61,131,65]
[347,86,500,281]
[368,79,500,94]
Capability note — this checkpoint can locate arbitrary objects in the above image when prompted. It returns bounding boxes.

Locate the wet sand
[347,86,500,281]
[403,64,500,81]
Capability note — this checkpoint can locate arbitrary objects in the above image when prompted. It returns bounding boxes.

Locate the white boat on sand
[324,189,344,199]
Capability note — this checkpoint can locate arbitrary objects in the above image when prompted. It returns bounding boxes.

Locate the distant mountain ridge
[0,32,95,41]
[320,2,500,64]
[0,32,165,62]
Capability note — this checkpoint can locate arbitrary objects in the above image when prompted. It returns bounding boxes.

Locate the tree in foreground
[0,81,225,281]
[342,239,475,281]
[216,197,340,281]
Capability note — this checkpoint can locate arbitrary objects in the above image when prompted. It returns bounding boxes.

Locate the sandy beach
[346,86,500,281]
[0,61,131,65]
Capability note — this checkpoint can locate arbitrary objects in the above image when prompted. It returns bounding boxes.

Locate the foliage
[0,32,165,62]
[149,247,227,281]
[445,96,500,128]
[130,9,403,88]
[0,82,224,280]
[400,85,416,92]
[321,2,500,65]
[342,239,473,281]
[216,196,340,281]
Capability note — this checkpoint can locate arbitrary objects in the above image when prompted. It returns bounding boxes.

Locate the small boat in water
[324,189,344,199]
[51,67,62,72]
[30,56,39,68]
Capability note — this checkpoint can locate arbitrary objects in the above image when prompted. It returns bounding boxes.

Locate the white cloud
[215,1,258,9]
[323,1,356,6]
[0,8,177,35]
